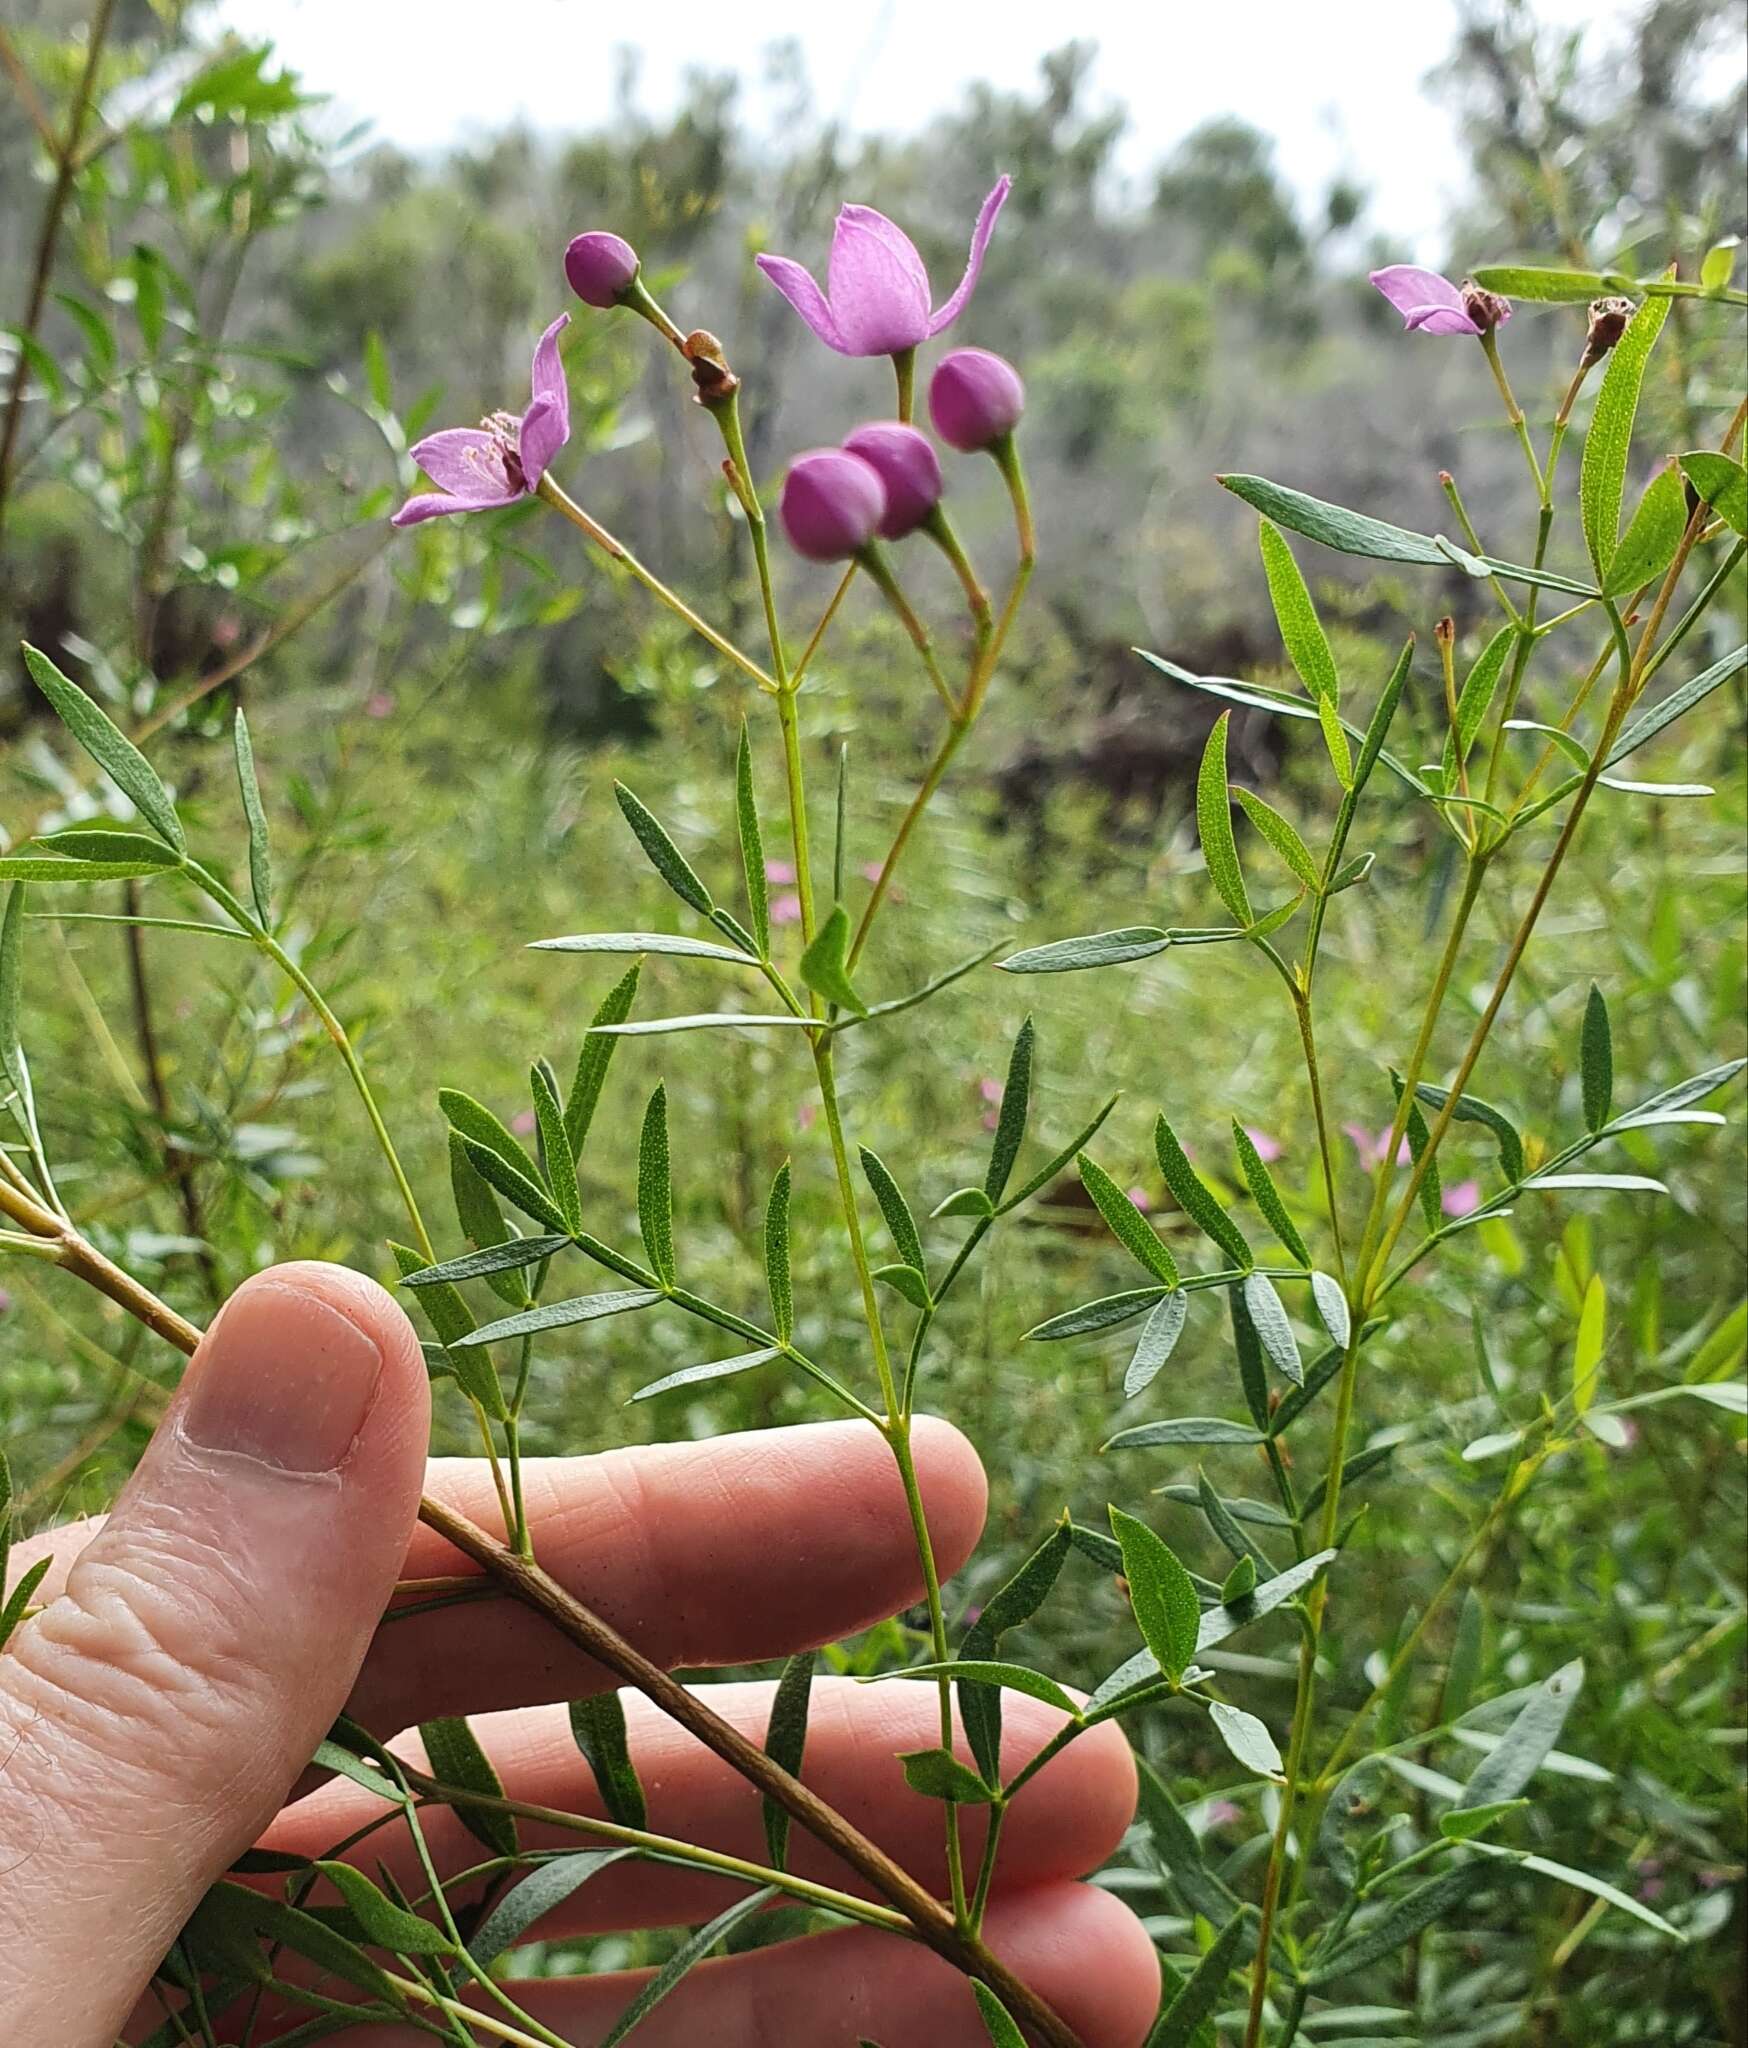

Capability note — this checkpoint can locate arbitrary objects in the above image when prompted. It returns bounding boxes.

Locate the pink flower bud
[929,347,1025,453]
[778,447,887,562]
[841,422,943,539]
[565,230,640,309]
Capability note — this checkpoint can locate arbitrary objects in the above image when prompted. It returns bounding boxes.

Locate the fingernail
[181,1279,383,1473]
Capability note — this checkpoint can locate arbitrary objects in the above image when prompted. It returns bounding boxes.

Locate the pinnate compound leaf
[23,643,183,850]
[1155,1116,1252,1268]
[1195,713,1252,924]
[614,780,713,916]
[1580,290,1672,583]
[1109,1506,1199,1678]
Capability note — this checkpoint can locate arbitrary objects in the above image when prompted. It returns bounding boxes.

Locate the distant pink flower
[771,893,803,927]
[859,863,884,883]
[0,1288,11,1315]
[365,691,396,719]
[756,178,1011,358]
[1442,1179,1481,1218]
[1244,1126,1282,1163]
[977,1078,1005,1106]
[1205,1800,1243,1829]
[1127,1186,1152,1213]
[1345,1123,1411,1172]
[510,1109,537,1137]
[797,1099,817,1133]
[1370,265,1511,338]
[392,315,570,525]
[982,1110,1000,1132]
[764,859,797,884]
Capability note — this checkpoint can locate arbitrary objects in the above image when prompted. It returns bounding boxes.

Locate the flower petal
[1370,264,1478,335]
[927,174,1012,338]
[407,427,512,496]
[754,253,847,351]
[826,205,932,355]
[392,490,483,527]
[519,313,572,486]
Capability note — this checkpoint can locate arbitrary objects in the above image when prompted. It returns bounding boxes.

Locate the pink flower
[978,1078,1004,1106]
[764,859,797,885]
[1370,265,1511,338]
[1127,1186,1152,1213]
[365,691,396,720]
[1345,1123,1411,1172]
[1442,1179,1481,1218]
[757,178,1011,358]
[510,1109,537,1137]
[1244,1126,1282,1163]
[929,347,1025,452]
[797,1099,817,1133]
[771,893,803,926]
[858,863,884,883]
[1204,1800,1243,1829]
[392,315,570,526]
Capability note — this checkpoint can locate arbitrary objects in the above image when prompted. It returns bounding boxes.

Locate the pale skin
[0,1263,1160,2046]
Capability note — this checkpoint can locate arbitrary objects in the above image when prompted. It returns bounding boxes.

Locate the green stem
[892,347,916,423]
[1479,329,1546,504]
[713,391,789,689]
[859,545,960,715]
[969,1801,1007,1930]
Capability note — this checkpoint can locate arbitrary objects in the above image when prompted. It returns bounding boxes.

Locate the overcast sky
[221,0,1647,247]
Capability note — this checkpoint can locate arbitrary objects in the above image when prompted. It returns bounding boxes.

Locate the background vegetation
[1,1,1743,2041]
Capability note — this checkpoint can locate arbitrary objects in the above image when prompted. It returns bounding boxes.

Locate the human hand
[1,1262,1159,2046]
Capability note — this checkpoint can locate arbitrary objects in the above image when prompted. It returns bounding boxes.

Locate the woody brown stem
[10,1214,1083,2048]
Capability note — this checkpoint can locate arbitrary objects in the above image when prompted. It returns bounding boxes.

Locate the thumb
[0,1261,429,2047]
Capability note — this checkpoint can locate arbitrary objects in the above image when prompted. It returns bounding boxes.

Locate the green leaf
[1208,1699,1284,1778]
[614,781,714,916]
[1078,1153,1179,1285]
[764,1161,793,1343]
[1195,1467,1271,1569]
[874,1262,930,1309]
[1678,450,1748,536]
[1234,788,1322,891]
[403,1235,568,1292]
[312,1737,407,1806]
[469,1849,636,1965]
[1413,1081,1525,1184]
[1439,1798,1528,1841]
[1150,1910,1248,2048]
[1105,1415,1264,1449]
[1198,1549,1335,1654]
[1305,1863,1484,1985]
[888,1659,1081,1717]
[0,855,180,882]
[1109,1506,1199,1679]
[440,1087,545,1198]
[1581,982,1614,1132]
[1467,263,1611,302]
[231,711,272,926]
[565,962,640,1159]
[1216,477,1596,595]
[0,886,34,1137]
[1443,623,1516,780]
[637,1083,676,1287]
[0,1556,49,1655]
[1572,1274,1606,1416]
[1026,1286,1170,1343]
[798,902,868,1016]
[447,1134,525,1309]
[419,1715,517,1860]
[1580,289,1673,583]
[762,1649,816,1869]
[1605,644,1745,767]
[1155,1116,1252,1268]
[531,931,755,963]
[1700,240,1740,291]
[898,1745,994,1803]
[933,1185,995,1220]
[1470,1842,1686,1939]
[1461,1660,1584,1808]
[1241,1274,1303,1385]
[531,1064,581,1234]
[34,828,182,868]
[185,1881,400,2006]
[314,1861,455,1956]
[390,1241,503,1418]
[1220,1554,1257,1602]
[732,721,772,956]
[22,645,183,851]
[1310,1273,1350,1349]
[569,1692,648,1828]
[629,1347,780,1402]
[999,1090,1121,1216]
[984,1015,1035,1204]
[453,1288,663,1348]
[1136,1757,1243,1927]
[860,1146,927,1275]
[1258,519,1340,702]
[957,1519,1073,1781]
[1195,713,1252,924]
[971,1981,1027,2048]
[1604,461,1689,596]
[595,1887,779,2047]
[1231,1122,1311,1266]
[1125,1291,1190,1399]
[999,925,1172,974]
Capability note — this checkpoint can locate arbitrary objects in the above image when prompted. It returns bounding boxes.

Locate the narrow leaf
[565,962,640,1159]
[764,1160,793,1342]
[1027,1287,1169,1344]
[1460,1660,1584,1808]
[959,1519,1073,1781]
[1125,1291,1190,1399]
[1196,712,1252,924]
[419,1716,517,1860]
[1155,1116,1252,1268]
[1232,1122,1311,1265]
[1580,290,1672,582]
[999,926,1172,974]
[23,644,183,850]
[971,1981,1027,2048]
[469,1850,636,1966]
[1208,1700,1284,1778]
[898,1747,994,1803]
[629,1347,780,1402]
[860,1147,926,1275]
[532,1064,581,1233]
[1234,788,1321,891]
[569,1692,648,1828]
[232,710,272,925]
[448,1134,527,1309]
[735,721,770,956]
[596,1888,778,2047]
[1150,1911,1248,2048]
[453,1289,662,1348]
[984,1015,1035,1204]
[762,1650,816,1869]
[1581,982,1613,1132]
[1678,450,1748,535]
[638,1083,675,1287]
[614,781,713,916]
[1604,460,1688,595]
[1078,1153,1179,1285]
[315,1862,455,1956]
[1243,1273,1304,1385]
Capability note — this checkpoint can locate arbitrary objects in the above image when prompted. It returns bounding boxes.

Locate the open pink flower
[392,315,570,525]
[1442,1179,1481,1218]
[756,178,1011,357]
[1244,1126,1282,1164]
[1370,266,1511,338]
[770,892,803,927]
